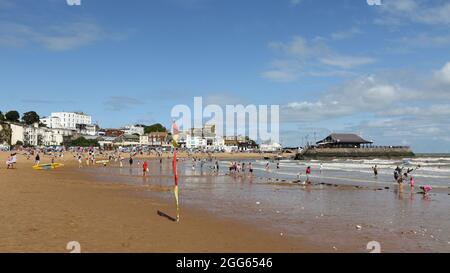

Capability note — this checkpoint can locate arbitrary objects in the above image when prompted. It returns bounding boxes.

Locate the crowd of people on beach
[2,145,436,198]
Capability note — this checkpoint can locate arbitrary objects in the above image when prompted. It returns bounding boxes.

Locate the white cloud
[434,62,450,86]
[279,62,450,150]
[393,32,450,50]
[35,22,104,51]
[384,0,418,13]
[281,75,412,122]
[105,96,145,111]
[262,36,376,82]
[261,70,298,83]
[319,55,375,69]
[0,20,122,51]
[377,0,450,26]
[331,27,363,40]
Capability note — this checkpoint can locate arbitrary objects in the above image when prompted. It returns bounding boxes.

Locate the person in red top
[306,166,311,182]
[143,161,149,177]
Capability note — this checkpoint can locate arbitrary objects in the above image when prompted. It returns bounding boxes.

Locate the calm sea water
[83,156,450,252]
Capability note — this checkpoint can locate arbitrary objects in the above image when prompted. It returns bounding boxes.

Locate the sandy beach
[2,151,450,253]
[0,151,320,253]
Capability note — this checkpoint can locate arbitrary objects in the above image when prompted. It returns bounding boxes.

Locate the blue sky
[1,0,450,152]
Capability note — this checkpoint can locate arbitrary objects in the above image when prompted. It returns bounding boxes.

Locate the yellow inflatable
[32,163,64,170]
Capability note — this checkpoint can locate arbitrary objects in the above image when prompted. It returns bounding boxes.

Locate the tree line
[0,110,41,125]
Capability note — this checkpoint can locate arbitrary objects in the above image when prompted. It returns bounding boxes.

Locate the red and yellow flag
[172,121,180,222]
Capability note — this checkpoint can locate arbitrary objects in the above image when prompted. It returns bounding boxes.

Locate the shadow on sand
[157,210,177,222]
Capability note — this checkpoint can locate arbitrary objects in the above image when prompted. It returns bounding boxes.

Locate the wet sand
[0,152,320,253]
[87,157,450,252]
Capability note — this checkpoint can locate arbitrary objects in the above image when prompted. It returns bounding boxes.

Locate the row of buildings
[1,112,95,147]
[0,111,279,152]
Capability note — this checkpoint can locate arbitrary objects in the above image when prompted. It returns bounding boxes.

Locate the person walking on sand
[119,156,123,168]
[78,154,83,168]
[143,161,149,177]
[129,156,134,168]
[35,153,40,166]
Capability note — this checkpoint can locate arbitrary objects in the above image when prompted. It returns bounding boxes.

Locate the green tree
[144,123,167,134]
[22,111,40,125]
[70,137,100,147]
[0,111,5,121]
[5,111,20,122]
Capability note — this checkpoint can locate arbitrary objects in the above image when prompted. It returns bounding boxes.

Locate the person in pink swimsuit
[420,185,432,195]
[409,177,415,189]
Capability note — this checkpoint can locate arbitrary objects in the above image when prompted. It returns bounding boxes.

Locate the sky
[0,0,450,152]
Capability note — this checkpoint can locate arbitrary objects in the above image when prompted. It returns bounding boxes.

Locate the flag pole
[172,121,180,222]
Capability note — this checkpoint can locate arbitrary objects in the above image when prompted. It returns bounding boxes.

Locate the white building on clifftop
[40,112,96,136]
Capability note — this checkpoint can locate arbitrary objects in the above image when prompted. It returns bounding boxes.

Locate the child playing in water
[143,161,149,177]
[420,185,432,195]
[409,177,415,189]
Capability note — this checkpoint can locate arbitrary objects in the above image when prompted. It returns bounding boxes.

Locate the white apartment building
[6,122,71,147]
[41,112,95,136]
[42,128,73,146]
[41,112,92,130]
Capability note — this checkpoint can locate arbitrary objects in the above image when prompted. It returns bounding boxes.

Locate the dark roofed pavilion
[316,133,372,148]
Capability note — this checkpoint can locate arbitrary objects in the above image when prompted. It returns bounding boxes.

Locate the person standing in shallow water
[306,166,312,182]
[143,161,149,177]
[372,165,378,177]
[129,157,133,167]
